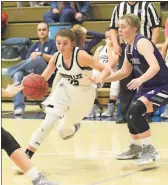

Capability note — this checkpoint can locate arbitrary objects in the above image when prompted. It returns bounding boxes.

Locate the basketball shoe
[32,172,58,185]
[101,103,115,117]
[116,144,142,160]
[86,104,101,118]
[160,105,168,118]
[62,123,80,140]
[136,145,160,165]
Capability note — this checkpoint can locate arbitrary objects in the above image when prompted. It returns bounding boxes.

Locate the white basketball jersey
[99,45,109,64]
[55,47,93,88]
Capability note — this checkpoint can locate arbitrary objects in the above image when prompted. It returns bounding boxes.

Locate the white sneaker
[86,104,101,118]
[160,106,168,118]
[101,103,115,117]
[14,108,24,115]
[32,172,58,185]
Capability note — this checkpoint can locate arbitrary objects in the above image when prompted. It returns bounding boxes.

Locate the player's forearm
[138,66,160,84]
[107,47,118,68]
[41,64,55,81]
[51,72,62,93]
[99,65,111,81]
[110,29,119,47]
[104,69,130,82]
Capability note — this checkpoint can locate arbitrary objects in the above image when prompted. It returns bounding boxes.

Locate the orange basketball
[22,74,48,100]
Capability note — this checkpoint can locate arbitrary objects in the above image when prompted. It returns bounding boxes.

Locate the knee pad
[1,128,20,156]
[126,100,150,134]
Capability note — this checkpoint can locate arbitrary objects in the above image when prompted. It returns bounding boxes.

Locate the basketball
[22,73,48,100]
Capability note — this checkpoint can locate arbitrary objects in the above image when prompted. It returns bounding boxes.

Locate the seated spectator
[71,24,105,54]
[1,11,8,38]
[4,22,57,118]
[43,2,91,24]
[86,28,120,118]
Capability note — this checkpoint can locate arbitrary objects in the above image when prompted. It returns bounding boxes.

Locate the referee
[110,1,160,123]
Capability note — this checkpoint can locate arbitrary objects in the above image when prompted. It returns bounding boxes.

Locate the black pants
[118,44,136,119]
[1,127,20,157]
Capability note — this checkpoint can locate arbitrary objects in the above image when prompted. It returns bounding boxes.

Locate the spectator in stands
[72,24,105,54]
[87,28,120,118]
[160,2,168,10]
[110,1,160,123]
[43,2,91,24]
[1,11,8,38]
[5,22,57,118]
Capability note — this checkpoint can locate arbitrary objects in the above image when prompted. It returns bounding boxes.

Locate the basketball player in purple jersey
[93,13,168,165]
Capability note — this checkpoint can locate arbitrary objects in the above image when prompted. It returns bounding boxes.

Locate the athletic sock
[131,138,141,146]
[141,136,152,146]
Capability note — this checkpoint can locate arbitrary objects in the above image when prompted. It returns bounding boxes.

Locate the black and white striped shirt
[110,2,160,40]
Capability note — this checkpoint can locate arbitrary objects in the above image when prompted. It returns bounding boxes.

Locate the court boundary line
[34,148,168,157]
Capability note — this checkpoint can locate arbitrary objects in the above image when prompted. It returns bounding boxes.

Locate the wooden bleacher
[2,1,168,104]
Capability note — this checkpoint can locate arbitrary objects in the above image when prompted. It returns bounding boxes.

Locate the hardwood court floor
[2,119,168,185]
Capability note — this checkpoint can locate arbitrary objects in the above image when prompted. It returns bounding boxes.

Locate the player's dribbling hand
[5,82,24,97]
[127,78,142,90]
[89,76,104,86]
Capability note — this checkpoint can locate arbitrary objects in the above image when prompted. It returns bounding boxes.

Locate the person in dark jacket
[43,1,91,24]
[4,22,57,117]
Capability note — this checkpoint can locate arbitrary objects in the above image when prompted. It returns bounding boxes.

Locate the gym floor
[2,102,168,185]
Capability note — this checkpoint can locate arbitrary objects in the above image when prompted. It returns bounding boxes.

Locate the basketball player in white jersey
[24,28,111,160]
[87,28,120,117]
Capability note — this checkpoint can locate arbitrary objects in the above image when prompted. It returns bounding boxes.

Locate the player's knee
[126,100,147,122]
[126,100,149,134]
[3,130,20,156]
[42,113,59,132]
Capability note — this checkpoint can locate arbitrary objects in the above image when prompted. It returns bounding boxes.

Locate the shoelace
[33,172,50,185]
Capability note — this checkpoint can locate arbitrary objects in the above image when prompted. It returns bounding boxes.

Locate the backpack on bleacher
[2,37,32,61]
